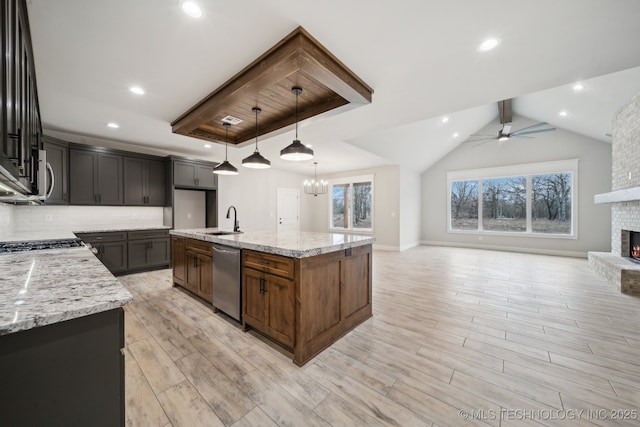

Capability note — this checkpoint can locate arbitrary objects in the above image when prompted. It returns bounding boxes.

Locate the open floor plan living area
[120,246,640,426]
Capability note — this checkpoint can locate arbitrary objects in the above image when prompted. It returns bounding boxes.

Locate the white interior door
[277,188,300,232]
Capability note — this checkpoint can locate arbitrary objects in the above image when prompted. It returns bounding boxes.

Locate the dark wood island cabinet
[170,229,374,366]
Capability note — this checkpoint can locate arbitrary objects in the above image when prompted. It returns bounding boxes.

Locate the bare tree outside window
[352,182,372,229]
[450,180,478,230]
[330,177,373,231]
[482,177,526,232]
[449,168,573,235]
[332,184,348,228]
[532,173,572,234]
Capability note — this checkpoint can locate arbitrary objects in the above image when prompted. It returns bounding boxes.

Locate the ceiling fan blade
[511,122,551,134]
[469,133,495,137]
[510,135,535,139]
[502,124,512,134]
[473,139,496,147]
[511,127,556,137]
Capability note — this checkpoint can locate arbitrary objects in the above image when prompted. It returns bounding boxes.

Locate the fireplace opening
[630,231,640,260]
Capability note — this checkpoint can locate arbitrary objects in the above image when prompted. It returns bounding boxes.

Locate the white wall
[216,168,314,232]
[307,165,401,250]
[421,116,612,257]
[399,168,421,250]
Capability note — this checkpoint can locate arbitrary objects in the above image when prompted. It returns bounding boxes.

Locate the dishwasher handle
[213,246,240,255]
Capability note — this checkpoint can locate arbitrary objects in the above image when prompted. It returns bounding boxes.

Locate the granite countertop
[0,246,132,335]
[0,225,171,243]
[170,228,376,258]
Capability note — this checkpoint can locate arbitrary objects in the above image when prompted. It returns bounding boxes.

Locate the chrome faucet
[226,205,240,232]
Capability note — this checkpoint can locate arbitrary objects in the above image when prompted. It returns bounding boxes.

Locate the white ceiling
[27,0,640,176]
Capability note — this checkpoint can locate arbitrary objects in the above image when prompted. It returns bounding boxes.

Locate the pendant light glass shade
[281,87,314,161]
[243,107,271,169]
[214,122,239,175]
[304,162,328,196]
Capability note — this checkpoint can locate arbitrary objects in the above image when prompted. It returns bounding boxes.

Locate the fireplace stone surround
[588,92,640,296]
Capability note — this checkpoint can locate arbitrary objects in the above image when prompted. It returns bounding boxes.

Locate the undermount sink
[203,231,243,236]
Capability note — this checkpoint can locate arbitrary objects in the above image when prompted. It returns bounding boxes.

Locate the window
[330,175,374,232]
[447,160,578,237]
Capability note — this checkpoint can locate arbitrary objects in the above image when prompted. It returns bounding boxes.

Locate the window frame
[446,159,579,239]
[328,174,374,234]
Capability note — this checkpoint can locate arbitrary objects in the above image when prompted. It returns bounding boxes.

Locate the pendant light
[213,122,239,175]
[280,87,314,161]
[242,107,271,169]
[304,162,328,196]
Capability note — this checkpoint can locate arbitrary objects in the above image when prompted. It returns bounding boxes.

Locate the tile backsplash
[0,203,14,229]
[7,205,164,233]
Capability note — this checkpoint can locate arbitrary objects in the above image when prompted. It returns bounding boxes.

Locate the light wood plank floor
[119,246,640,427]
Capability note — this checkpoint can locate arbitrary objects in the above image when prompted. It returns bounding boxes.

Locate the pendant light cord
[254,107,260,153]
[224,122,229,160]
[295,89,299,140]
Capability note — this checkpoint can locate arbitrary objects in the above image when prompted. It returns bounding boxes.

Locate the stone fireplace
[588,92,640,295]
[622,229,640,260]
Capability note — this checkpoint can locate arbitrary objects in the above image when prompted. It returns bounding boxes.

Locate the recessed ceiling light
[130,86,145,95]
[559,111,568,117]
[181,1,203,18]
[477,37,501,52]
[107,122,120,128]
[442,117,449,123]
[572,83,584,91]
[453,132,459,138]
[204,144,211,148]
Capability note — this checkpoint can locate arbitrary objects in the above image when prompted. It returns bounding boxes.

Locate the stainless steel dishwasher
[212,244,242,321]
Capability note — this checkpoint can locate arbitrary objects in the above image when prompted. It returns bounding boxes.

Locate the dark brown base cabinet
[243,251,295,348]
[172,236,213,302]
[172,236,187,286]
[127,230,171,271]
[77,229,170,275]
[242,244,373,366]
[0,308,125,427]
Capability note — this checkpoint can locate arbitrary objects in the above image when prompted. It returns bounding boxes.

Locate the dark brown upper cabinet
[123,156,166,206]
[69,148,123,205]
[173,159,217,190]
[1,0,42,194]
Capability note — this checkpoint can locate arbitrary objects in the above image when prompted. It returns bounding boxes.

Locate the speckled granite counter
[0,246,132,335]
[0,225,171,242]
[170,229,376,258]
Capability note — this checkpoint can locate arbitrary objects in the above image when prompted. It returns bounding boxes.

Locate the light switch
[187,213,192,219]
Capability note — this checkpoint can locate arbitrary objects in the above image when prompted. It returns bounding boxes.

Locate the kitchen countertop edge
[0,246,132,336]
[170,229,376,258]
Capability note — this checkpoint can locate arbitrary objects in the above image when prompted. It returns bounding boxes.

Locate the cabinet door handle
[259,277,265,295]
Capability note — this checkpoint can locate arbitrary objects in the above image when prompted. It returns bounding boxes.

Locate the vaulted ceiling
[27,0,640,175]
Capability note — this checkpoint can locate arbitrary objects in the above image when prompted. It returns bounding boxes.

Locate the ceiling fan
[466,99,556,146]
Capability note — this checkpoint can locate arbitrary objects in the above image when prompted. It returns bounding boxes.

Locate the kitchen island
[0,243,132,426]
[170,229,374,365]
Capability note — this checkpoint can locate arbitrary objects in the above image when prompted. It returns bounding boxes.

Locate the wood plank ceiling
[171,26,373,146]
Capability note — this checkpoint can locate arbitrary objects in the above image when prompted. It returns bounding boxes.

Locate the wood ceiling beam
[171,26,373,146]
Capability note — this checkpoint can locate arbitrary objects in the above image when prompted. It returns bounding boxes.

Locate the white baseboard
[420,240,587,258]
[400,241,421,251]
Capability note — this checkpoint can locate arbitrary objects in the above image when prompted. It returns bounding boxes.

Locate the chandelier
[304,162,328,196]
